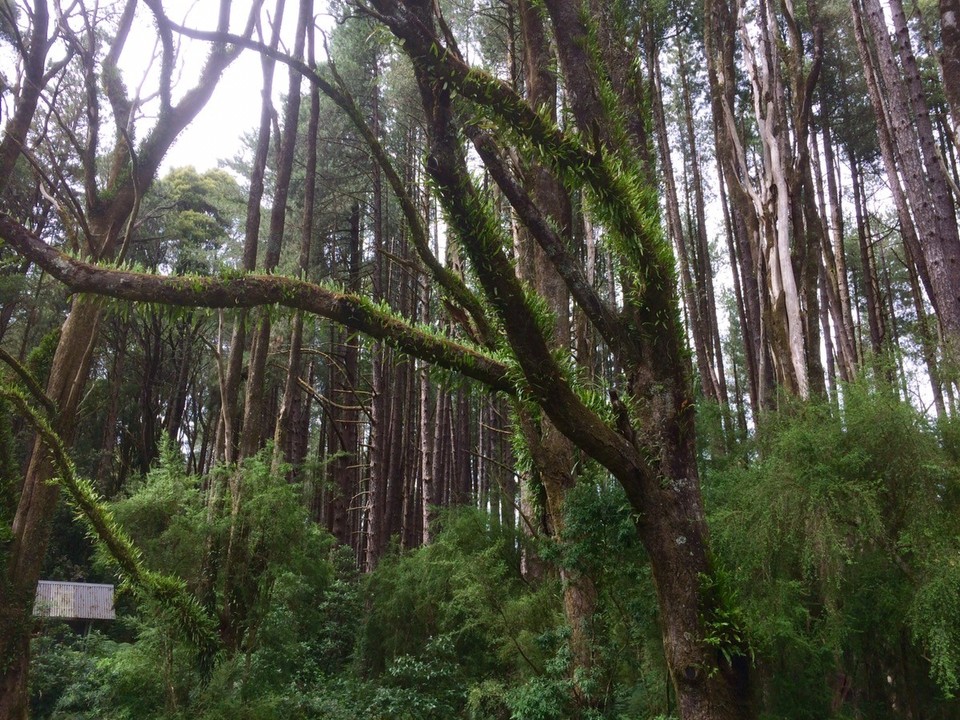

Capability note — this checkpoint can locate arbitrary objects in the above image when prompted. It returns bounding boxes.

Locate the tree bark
[705,0,806,404]
[0,0,51,197]
[818,122,858,379]
[942,0,960,132]
[854,0,960,359]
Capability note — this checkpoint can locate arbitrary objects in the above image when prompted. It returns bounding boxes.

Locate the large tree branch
[406,50,643,484]
[135,0,262,186]
[0,0,50,196]
[0,215,513,394]
[370,0,685,374]
[169,7,676,362]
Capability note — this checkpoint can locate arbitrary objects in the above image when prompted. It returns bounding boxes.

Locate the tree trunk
[330,205,363,549]
[0,0,50,197]
[652,49,720,403]
[942,0,960,134]
[677,37,730,409]
[0,295,101,720]
[514,0,602,701]
[276,9,319,467]
[854,0,960,359]
[219,11,283,464]
[1,6,246,698]
[705,0,804,404]
[817,123,858,380]
[850,155,886,359]
[239,0,306,458]
[96,319,129,494]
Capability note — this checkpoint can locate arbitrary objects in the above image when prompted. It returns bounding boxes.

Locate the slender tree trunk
[239,0,306,458]
[331,206,362,549]
[819,264,838,402]
[677,36,729,409]
[219,10,283,465]
[652,51,720,403]
[96,320,129,494]
[276,11,319,467]
[850,155,887,359]
[419,360,436,543]
[906,255,949,417]
[817,124,858,380]
[0,294,102,719]
[717,159,761,415]
[854,0,960,358]
[940,0,960,131]
[0,0,50,197]
[164,317,199,447]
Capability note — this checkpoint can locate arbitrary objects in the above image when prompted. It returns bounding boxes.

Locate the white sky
[119,0,333,174]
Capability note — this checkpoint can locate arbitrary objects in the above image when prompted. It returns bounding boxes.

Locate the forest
[1,0,960,717]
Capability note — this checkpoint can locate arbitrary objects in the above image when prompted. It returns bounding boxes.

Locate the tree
[0,1,260,714]
[3,0,754,716]
[851,0,960,366]
[11,0,960,714]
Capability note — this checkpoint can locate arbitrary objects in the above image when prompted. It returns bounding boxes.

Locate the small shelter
[33,580,115,621]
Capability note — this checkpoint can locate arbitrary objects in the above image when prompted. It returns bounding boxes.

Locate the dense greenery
[19,383,960,719]
[2,0,960,716]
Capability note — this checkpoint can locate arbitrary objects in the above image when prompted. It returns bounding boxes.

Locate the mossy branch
[466,126,628,357]
[418,83,641,483]
[1,385,217,651]
[371,0,685,366]
[1,213,514,394]
[0,346,55,415]
[153,18,493,345]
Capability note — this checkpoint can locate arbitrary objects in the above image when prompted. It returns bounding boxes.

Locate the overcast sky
[121,1,333,174]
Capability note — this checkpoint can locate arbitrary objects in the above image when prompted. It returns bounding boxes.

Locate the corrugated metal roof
[33,581,115,620]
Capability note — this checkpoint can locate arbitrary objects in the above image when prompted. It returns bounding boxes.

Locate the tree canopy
[1,0,960,719]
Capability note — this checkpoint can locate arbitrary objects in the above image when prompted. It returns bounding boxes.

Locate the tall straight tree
[275,12,320,467]
[942,0,960,132]
[218,1,284,465]
[852,0,960,363]
[705,0,828,400]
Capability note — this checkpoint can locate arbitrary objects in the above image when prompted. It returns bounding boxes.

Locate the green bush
[707,381,960,716]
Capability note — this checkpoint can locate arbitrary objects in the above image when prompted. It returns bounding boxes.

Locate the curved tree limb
[466,126,630,358]
[402,35,643,483]
[0,0,51,196]
[366,0,689,381]
[0,347,56,416]
[0,214,513,395]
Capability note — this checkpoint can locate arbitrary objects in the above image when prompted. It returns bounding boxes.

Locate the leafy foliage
[707,381,960,714]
